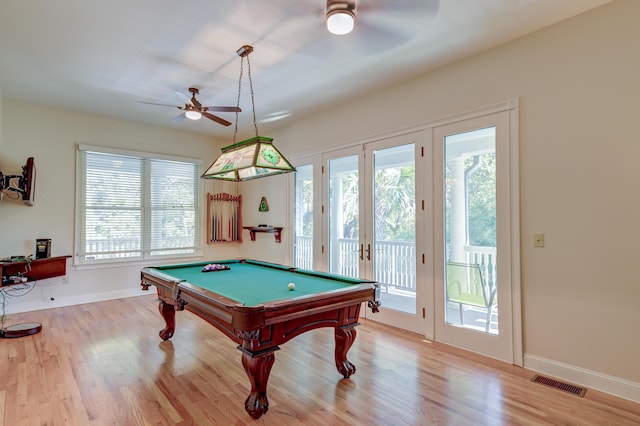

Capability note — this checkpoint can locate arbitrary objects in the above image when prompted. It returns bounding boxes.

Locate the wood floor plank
[0,390,5,426]
[1,294,639,425]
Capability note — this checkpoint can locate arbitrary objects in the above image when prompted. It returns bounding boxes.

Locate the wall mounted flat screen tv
[0,157,36,206]
[21,157,36,206]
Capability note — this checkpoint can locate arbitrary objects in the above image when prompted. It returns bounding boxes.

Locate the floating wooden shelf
[243,226,283,243]
[1,255,71,286]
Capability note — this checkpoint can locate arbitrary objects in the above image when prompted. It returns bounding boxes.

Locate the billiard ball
[288,282,295,291]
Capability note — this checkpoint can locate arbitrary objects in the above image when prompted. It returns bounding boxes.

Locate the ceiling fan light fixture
[326,1,356,35]
[185,110,202,120]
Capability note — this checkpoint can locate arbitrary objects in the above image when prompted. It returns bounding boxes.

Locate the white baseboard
[524,353,640,403]
[5,288,147,314]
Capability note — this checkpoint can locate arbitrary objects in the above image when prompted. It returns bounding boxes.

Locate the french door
[432,110,518,363]
[323,132,425,333]
[293,102,520,364]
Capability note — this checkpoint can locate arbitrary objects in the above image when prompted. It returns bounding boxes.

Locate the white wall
[253,0,640,400]
[235,175,292,264]
[0,101,241,312]
[0,86,3,156]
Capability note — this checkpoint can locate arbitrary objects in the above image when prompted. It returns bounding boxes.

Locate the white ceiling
[0,0,611,138]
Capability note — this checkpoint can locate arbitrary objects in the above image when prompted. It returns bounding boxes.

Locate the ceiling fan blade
[202,112,232,126]
[174,90,194,107]
[172,113,187,123]
[203,106,242,113]
[137,100,181,108]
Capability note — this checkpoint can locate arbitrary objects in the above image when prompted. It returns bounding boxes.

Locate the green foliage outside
[374,165,415,241]
[445,153,496,247]
[296,151,496,248]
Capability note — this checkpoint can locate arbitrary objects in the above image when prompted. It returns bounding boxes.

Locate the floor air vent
[531,374,587,397]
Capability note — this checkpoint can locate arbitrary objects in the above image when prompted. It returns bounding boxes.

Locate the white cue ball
[288,282,295,291]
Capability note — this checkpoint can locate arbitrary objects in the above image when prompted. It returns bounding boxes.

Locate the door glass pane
[293,164,313,269]
[373,144,416,314]
[444,127,498,334]
[328,155,359,277]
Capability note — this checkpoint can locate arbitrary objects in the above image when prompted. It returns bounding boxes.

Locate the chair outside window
[446,261,496,332]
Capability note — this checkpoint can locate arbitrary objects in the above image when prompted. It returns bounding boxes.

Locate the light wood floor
[1,295,639,425]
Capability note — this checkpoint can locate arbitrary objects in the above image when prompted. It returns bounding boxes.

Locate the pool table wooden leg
[334,324,358,378]
[241,350,275,419]
[157,299,175,341]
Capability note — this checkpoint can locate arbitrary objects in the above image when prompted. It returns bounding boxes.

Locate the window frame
[74,144,203,266]
[289,154,323,270]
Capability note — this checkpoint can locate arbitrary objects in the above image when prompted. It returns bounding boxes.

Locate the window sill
[73,255,204,271]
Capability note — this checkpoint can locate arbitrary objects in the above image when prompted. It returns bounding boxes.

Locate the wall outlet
[533,233,545,248]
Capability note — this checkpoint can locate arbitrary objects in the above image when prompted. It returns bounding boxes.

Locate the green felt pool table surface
[148,259,372,306]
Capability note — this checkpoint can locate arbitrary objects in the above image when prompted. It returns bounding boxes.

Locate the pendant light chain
[246,54,259,138]
[232,55,244,144]
[232,46,259,144]
[201,45,296,181]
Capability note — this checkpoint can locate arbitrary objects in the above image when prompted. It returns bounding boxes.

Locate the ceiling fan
[138,87,241,126]
[285,0,440,56]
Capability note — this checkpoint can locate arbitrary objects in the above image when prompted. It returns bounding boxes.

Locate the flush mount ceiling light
[326,0,356,35]
[201,45,296,182]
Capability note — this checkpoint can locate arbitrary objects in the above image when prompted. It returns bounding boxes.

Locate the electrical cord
[3,282,37,297]
[23,257,32,274]
[0,291,6,330]
[0,282,37,330]
[0,188,20,200]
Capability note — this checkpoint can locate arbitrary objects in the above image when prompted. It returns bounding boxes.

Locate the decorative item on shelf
[207,192,242,243]
[259,196,269,212]
[35,238,51,259]
[201,45,296,181]
[243,226,283,243]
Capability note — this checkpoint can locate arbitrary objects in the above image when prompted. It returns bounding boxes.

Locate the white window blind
[75,146,201,264]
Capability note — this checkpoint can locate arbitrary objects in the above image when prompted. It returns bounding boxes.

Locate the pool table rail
[141,271,379,345]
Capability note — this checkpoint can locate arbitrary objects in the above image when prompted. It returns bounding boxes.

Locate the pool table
[140,259,380,419]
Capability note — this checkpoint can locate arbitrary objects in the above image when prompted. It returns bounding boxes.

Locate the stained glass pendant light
[201,45,295,181]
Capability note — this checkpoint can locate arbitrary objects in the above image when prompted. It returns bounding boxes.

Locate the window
[75,145,201,264]
[293,163,314,269]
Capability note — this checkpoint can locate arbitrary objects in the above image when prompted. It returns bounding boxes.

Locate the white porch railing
[464,245,497,291]
[293,237,497,292]
[88,236,496,291]
[84,236,196,259]
[373,241,416,291]
[294,236,313,270]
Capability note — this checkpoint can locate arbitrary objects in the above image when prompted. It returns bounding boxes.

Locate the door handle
[365,244,371,261]
[359,244,364,261]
